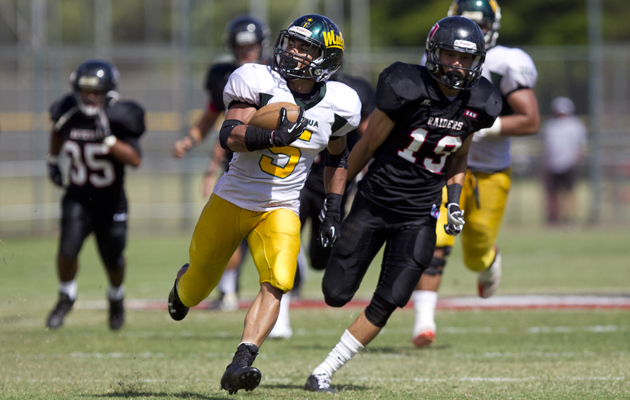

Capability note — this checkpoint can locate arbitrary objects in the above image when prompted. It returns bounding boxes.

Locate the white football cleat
[268,322,293,339]
[220,292,239,312]
[412,328,436,348]
[478,250,502,298]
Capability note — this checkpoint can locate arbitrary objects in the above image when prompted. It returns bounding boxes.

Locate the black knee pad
[423,257,446,276]
[364,293,397,328]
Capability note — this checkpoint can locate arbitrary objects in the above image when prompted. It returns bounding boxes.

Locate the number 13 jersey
[358,62,502,218]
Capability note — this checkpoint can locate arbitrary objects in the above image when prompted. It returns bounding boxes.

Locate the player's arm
[107,137,142,167]
[319,136,349,248]
[219,102,308,153]
[500,89,540,136]
[442,134,474,236]
[481,89,540,138]
[324,136,348,196]
[347,108,395,181]
[201,142,227,197]
[46,128,64,187]
[173,108,222,158]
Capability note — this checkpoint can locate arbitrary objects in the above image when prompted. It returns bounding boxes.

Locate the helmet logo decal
[428,23,439,40]
[323,30,344,50]
[78,76,100,88]
[289,26,312,38]
[454,39,477,51]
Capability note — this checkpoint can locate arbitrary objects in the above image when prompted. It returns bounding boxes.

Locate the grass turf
[0,227,629,399]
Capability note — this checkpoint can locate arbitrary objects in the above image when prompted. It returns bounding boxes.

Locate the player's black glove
[444,203,465,236]
[318,193,343,248]
[271,106,308,147]
[47,157,63,187]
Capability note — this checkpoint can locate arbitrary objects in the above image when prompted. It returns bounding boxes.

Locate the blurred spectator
[542,96,587,225]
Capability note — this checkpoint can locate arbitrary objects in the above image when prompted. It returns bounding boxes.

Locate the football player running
[45,59,146,331]
[268,70,375,339]
[304,16,502,393]
[173,15,270,313]
[166,14,361,395]
[411,0,540,348]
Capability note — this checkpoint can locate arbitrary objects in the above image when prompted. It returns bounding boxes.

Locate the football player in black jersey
[45,59,146,331]
[304,16,502,393]
[173,14,270,312]
[269,71,376,339]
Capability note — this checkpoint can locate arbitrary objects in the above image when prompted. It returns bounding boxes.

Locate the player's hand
[444,203,465,236]
[173,136,194,158]
[271,106,308,147]
[47,158,63,187]
[318,193,343,248]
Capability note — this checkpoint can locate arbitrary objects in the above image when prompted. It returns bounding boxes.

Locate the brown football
[248,102,301,130]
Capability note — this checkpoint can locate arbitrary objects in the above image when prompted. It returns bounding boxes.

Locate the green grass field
[1,227,629,399]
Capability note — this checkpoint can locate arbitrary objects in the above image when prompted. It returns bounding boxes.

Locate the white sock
[275,292,291,328]
[312,329,364,378]
[219,268,238,295]
[59,280,78,300]
[107,284,125,301]
[413,290,438,335]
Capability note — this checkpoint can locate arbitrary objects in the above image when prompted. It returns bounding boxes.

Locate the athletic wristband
[244,125,274,151]
[104,135,117,148]
[446,183,463,205]
[479,117,502,137]
[323,193,343,220]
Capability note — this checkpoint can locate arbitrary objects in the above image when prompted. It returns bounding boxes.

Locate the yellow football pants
[435,168,511,272]
[177,194,301,307]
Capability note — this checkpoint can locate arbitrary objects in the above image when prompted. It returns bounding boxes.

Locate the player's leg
[168,195,246,320]
[412,186,456,347]
[220,206,301,394]
[307,216,434,392]
[47,196,91,329]
[461,170,511,298]
[321,195,386,308]
[94,199,128,330]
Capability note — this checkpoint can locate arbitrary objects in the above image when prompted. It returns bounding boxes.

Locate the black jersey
[304,73,376,195]
[49,94,146,202]
[204,63,239,113]
[358,62,502,218]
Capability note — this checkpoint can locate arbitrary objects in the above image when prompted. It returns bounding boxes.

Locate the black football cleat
[167,264,190,321]
[304,373,338,393]
[220,343,261,394]
[46,292,75,329]
[108,298,125,330]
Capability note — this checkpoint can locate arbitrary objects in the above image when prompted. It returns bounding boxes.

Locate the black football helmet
[448,0,501,49]
[425,16,486,90]
[273,14,344,82]
[69,59,119,116]
[224,14,270,62]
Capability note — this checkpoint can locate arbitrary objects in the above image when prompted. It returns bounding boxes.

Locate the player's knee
[364,293,397,328]
[103,255,125,271]
[423,256,447,276]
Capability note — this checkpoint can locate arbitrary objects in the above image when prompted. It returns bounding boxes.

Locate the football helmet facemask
[425,16,486,90]
[448,0,501,49]
[69,59,119,117]
[224,14,270,64]
[273,14,344,82]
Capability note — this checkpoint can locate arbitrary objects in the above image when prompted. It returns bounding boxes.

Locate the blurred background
[1,0,630,237]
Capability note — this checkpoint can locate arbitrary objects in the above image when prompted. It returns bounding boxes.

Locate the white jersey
[214,63,361,214]
[468,45,538,173]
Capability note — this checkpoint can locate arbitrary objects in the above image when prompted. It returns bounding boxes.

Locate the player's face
[234,43,262,65]
[285,37,320,70]
[78,89,107,108]
[439,49,473,76]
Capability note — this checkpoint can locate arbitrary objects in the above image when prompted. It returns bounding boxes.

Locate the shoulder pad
[375,62,423,115]
[48,94,76,122]
[106,101,146,138]
[205,62,238,93]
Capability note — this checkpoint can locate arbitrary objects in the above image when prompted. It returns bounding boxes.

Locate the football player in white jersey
[411,0,540,348]
[166,14,361,395]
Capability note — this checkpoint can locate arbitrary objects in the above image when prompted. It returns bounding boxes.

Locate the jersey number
[65,141,115,187]
[259,130,311,178]
[397,127,462,173]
